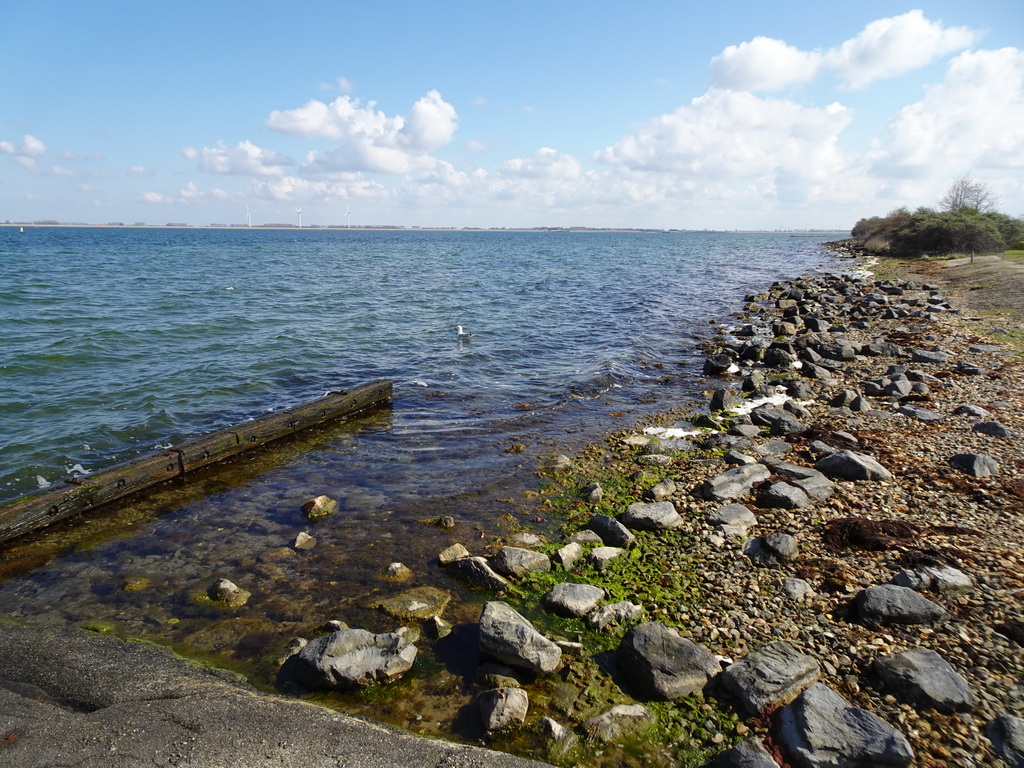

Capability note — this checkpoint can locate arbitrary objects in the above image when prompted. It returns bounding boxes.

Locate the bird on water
[456,325,473,341]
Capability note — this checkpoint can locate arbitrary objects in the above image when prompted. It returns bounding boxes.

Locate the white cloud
[710,36,823,92]
[871,47,1024,179]
[596,90,852,186]
[497,148,582,180]
[0,134,47,158]
[466,139,486,152]
[127,165,152,176]
[267,90,458,174]
[320,76,355,93]
[182,140,292,176]
[825,10,978,89]
[709,12,978,94]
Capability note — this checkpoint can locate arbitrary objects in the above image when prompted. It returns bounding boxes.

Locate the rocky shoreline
[300,243,1020,766]
[3,245,1023,767]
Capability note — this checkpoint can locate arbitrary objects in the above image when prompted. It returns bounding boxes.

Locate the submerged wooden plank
[0,379,392,545]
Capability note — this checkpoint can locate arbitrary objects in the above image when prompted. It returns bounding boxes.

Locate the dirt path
[904,254,1024,324]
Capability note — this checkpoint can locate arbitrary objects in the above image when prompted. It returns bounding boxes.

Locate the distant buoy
[19,227,24,233]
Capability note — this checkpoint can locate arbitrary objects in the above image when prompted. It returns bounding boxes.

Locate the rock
[584,704,654,743]
[544,583,604,618]
[567,529,604,545]
[749,404,807,436]
[815,450,893,481]
[638,453,673,467]
[581,482,603,503]
[539,716,576,751]
[704,354,736,376]
[854,584,946,625]
[546,454,575,473]
[588,600,644,630]
[719,642,821,716]
[424,615,452,640]
[758,482,811,510]
[711,388,741,412]
[553,541,584,570]
[507,531,545,548]
[695,463,772,502]
[477,687,529,731]
[892,565,974,594]
[447,557,509,591]
[477,662,521,689]
[871,648,977,713]
[754,439,792,458]
[646,478,678,501]
[705,738,780,768]
[973,420,1015,438]
[724,449,758,465]
[897,404,943,423]
[953,404,990,419]
[621,501,683,531]
[910,348,949,364]
[585,514,636,548]
[743,533,798,566]
[988,715,1024,768]
[775,683,914,768]
[375,586,451,621]
[589,546,625,571]
[479,601,561,675]
[286,629,416,690]
[780,577,815,600]
[438,543,470,565]
[490,547,551,579]
[206,578,250,608]
[382,562,412,582]
[301,495,337,522]
[293,531,316,549]
[617,622,719,700]
[709,503,758,539]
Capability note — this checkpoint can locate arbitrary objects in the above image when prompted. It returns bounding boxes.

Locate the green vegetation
[851,176,1024,257]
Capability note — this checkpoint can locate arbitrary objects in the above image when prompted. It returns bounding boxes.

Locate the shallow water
[0,227,842,759]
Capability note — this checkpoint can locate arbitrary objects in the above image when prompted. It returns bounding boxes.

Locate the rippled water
[0,226,841,752]
[2,227,835,503]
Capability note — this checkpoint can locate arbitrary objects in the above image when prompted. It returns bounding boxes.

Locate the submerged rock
[301,495,337,522]
[206,578,250,608]
[375,586,451,621]
[477,687,529,731]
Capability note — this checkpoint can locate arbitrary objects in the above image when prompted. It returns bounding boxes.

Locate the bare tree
[940,175,999,213]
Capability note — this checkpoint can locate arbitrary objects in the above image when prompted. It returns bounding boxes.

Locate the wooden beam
[0,380,392,545]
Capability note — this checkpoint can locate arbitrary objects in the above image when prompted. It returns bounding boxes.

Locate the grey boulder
[815,450,893,482]
[871,648,977,713]
[948,453,999,478]
[477,687,529,731]
[988,715,1024,768]
[287,629,417,690]
[719,641,820,716]
[775,683,914,768]
[617,621,719,700]
[544,582,604,617]
[490,547,551,579]
[695,463,772,502]
[479,601,561,674]
[854,584,946,625]
[621,501,683,531]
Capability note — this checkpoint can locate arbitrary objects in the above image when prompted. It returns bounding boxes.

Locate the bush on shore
[851,176,1024,257]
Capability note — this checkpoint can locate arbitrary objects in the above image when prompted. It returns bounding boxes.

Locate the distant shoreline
[2,223,849,235]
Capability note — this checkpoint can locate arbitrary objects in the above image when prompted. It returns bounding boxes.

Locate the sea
[0,226,844,747]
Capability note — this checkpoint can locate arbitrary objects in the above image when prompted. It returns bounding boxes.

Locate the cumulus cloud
[825,10,978,89]
[711,36,822,91]
[871,47,1024,178]
[596,90,852,186]
[182,140,292,176]
[266,90,458,174]
[497,148,582,180]
[710,11,977,93]
[0,134,47,158]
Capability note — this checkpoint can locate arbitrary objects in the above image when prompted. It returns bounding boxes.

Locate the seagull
[455,325,474,341]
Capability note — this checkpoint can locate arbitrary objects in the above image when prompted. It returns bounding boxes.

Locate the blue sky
[2,1,1022,229]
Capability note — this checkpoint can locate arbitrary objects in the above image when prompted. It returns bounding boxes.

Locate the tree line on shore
[851,175,1024,257]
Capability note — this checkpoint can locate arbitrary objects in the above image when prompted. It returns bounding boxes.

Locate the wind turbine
[246,205,252,228]
[345,205,351,229]
[295,208,302,229]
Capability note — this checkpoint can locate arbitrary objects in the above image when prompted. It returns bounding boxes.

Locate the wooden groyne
[0,380,392,545]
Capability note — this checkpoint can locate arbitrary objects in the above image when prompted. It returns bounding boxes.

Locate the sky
[2,1,1022,230]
